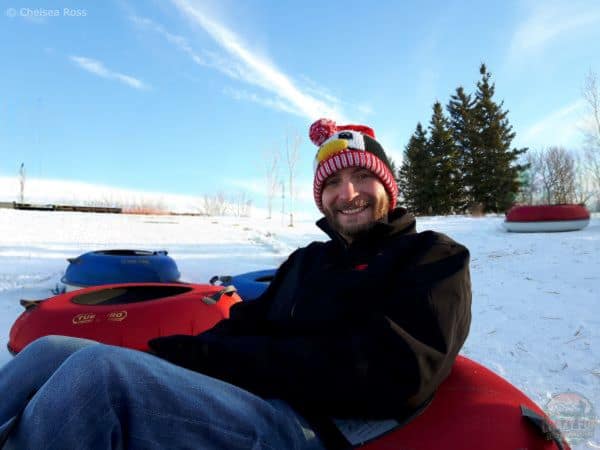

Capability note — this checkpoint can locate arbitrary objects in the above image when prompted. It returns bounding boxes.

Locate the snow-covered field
[0,209,599,447]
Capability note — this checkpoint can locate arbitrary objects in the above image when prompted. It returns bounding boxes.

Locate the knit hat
[309,118,398,212]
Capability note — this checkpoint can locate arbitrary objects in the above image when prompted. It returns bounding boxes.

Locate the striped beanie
[309,118,398,212]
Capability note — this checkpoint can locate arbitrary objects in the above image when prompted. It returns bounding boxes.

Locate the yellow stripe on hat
[316,139,349,163]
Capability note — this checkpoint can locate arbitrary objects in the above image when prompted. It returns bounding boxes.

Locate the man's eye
[324,178,340,188]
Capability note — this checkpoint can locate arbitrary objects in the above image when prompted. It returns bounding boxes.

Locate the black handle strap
[209,275,233,285]
[521,405,567,450]
[201,285,237,305]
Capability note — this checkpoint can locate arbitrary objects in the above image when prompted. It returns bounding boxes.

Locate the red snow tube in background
[8,283,240,354]
[359,355,568,450]
[507,204,590,222]
[504,204,590,232]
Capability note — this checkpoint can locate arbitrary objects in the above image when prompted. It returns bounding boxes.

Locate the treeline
[519,147,592,206]
[398,64,527,215]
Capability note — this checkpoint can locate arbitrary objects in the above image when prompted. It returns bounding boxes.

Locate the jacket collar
[316,207,416,250]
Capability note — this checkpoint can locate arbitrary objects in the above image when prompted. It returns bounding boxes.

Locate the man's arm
[150,235,471,418]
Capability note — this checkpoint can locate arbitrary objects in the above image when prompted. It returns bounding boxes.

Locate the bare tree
[573,153,594,205]
[280,180,285,226]
[230,191,253,217]
[201,192,228,216]
[18,163,26,203]
[582,70,600,202]
[524,148,582,204]
[122,197,169,215]
[544,147,576,204]
[264,148,280,219]
[285,130,301,227]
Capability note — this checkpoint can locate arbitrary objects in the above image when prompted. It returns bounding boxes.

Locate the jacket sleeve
[149,235,471,418]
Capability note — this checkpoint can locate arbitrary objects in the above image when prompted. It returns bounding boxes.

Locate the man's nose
[338,180,358,201]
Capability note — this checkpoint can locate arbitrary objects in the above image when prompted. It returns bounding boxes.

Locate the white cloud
[131,16,283,94]
[520,99,586,148]
[166,0,349,122]
[130,16,208,66]
[222,88,303,117]
[70,56,150,90]
[509,1,600,60]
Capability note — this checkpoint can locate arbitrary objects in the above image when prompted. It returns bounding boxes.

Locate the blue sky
[1,0,599,213]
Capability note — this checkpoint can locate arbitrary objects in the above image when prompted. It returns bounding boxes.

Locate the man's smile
[338,204,370,215]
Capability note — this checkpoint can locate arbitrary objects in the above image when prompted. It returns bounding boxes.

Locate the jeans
[0,336,326,450]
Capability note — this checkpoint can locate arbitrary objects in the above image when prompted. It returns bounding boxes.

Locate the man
[0,119,471,449]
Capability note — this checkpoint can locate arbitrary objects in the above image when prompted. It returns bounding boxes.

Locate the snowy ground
[0,209,599,447]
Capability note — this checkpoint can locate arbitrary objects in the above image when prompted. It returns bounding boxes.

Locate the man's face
[321,166,389,243]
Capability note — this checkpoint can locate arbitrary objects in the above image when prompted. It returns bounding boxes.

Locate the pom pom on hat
[309,118,377,146]
[309,118,338,146]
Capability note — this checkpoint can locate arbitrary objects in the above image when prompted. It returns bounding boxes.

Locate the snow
[1,209,599,447]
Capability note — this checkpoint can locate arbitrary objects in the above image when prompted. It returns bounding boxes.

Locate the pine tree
[388,157,402,198]
[447,65,527,213]
[388,157,399,178]
[399,123,434,215]
[470,64,527,212]
[428,102,463,214]
[447,86,477,212]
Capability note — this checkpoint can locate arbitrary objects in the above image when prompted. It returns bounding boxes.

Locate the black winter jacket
[149,208,471,441]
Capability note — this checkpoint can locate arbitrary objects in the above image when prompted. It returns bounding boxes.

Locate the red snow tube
[504,204,590,232]
[359,355,569,449]
[8,283,240,354]
[8,287,569,449]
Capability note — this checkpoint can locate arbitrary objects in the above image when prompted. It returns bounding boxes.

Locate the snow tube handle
[520,405,567,450]
[20,299,44,311]
[201,285,237,305]
[209,275,233,285]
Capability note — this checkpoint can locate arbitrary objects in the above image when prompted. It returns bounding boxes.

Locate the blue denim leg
[0,335,98,425]
[3,342,326,450]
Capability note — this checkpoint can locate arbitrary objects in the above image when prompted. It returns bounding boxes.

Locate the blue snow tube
[211,269,276,301]
[61,249,181,289]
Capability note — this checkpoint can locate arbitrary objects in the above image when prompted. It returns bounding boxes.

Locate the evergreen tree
[399,123,434,215]
[388,157,402,197]
[470,64,527,212]
[406,64,527,215]
[428,102,463,214]
[447,86,477,212]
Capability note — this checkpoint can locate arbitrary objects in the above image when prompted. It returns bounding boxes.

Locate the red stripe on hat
[334,155,342,170]
[316,170,324,184]
[340,153,348,167]
[319,165,327,180]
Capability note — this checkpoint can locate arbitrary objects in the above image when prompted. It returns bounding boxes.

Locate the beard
[323,194,389,242]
